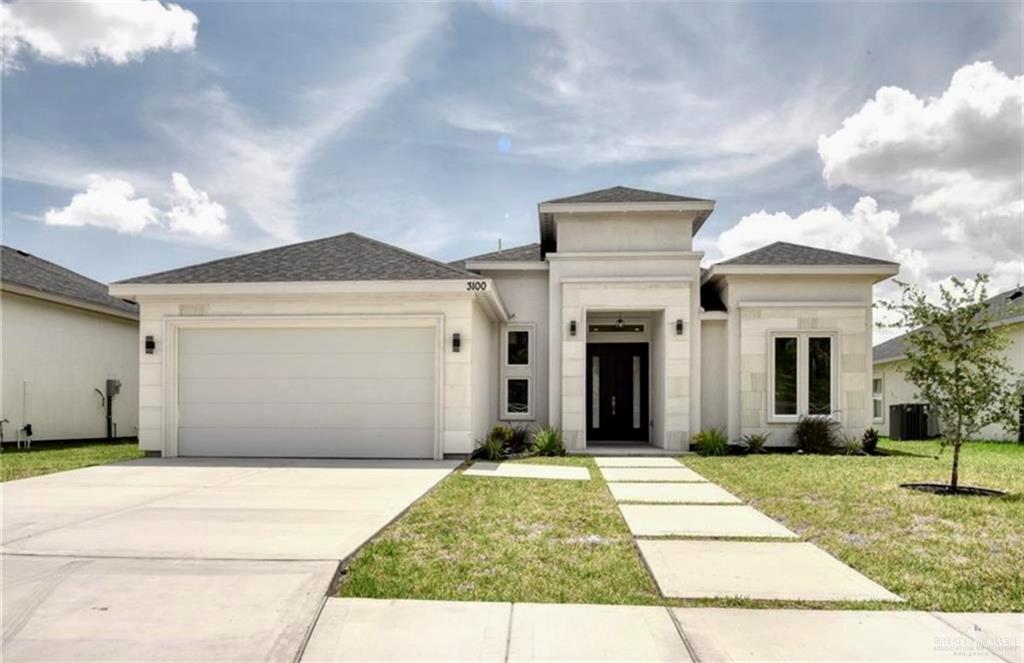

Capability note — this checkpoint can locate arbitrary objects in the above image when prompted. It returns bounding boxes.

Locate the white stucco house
[110,186,900,458]
[872,286,1024,442]
[1,245,139,444]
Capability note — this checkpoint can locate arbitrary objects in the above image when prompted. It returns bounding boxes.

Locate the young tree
[878,275,1022,491]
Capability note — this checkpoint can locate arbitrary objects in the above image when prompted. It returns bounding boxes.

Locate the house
[872,286,1024,441]
[1,245,139,444]
[109,186,899,458]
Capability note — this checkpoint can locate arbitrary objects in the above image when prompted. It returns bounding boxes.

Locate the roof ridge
[347,233,479,278]
[715,240,898,267]
[2,245,108,290]
[451,241,542,265]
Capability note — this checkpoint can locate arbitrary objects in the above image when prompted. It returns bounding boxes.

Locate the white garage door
[177,326,436,458]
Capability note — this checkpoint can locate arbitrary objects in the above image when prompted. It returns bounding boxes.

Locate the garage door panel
[177,427,435,458]
[178,378,435,405]
[177,327,437,458]
[179,402,435,429]
[180,327,435,355]
[180,351,435,380]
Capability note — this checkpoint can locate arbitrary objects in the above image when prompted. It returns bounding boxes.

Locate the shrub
[741,432,770,454]
[692,428,728,456]
[504,425,532,455]
[531,426,565,456]
[839,433,864,455]
[473,434,505,461]
[792,415,841,454]
[862,428,880,455]
[489,425,514,446]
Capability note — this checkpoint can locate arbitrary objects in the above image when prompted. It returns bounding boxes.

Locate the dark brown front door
[586,343,649,443]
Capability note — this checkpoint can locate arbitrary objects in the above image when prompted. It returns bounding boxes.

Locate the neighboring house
[110,186,899,459]
[872,287,1024,441]
[1,245,139,443]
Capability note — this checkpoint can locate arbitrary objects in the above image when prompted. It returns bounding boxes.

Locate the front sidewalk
[302,597,1021,662]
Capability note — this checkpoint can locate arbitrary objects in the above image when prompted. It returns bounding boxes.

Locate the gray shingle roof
[716,241,898,267]
[450,242,542,270]
[542,186,712,205]
[1,245,138,316]
[874,286,1024,363]
[117,232,479,285]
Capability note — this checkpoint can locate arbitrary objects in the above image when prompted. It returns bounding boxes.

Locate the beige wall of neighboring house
[874,321,1024,441]
[1,291,139,441]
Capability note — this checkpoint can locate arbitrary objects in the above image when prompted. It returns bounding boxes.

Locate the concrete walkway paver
[302,598,511,662]
[599,467,706,483]
[464,462,590,481]
[934,613,1024,663]
[672,608,1007,662]
[2,555,336,662]
[609,482,741,504]
[507,603,692,662]
[639,540,902,601]
[594,457,686,468]
[620,504,799,538]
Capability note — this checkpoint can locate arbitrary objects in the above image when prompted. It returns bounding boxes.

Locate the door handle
[611,396,616,416]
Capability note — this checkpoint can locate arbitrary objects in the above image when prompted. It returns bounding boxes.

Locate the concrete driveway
[1,457,457,661]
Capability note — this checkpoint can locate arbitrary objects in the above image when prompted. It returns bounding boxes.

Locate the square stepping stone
[303,598,511,662]
[594,457,684,468]
[464,462,590,481]
[599,467,706,483]
[672,609,1005,662]
[507,603,692,662]
[638,540,902,601]
[609,482,741,504]
[619,504,798,538]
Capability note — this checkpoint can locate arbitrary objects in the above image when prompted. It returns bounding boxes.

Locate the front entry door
[586,343,649,443]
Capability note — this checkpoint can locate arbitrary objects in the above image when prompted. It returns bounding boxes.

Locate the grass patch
[685,439,1024,612]
[1,440,144,482]
[340,456,660,605]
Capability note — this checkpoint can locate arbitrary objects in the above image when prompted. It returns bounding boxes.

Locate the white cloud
[44,176,159,233]
[166,173,228,237]
[717,196,928,282]
[45,173,227,238]
[817,61,1023,261]
[2,0,196,70]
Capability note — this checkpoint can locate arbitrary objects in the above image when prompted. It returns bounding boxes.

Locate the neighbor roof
[715,241,899,267]
[874,286,1024,364]
[1,245,138,316]
[450,242,542,270]
[117,232,478,285]
[542,186,713,205]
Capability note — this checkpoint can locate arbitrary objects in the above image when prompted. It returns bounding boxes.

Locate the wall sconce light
[675,319,684,336]
[145,335,156,354]
[452,333,461,353]
[569,320,577,337]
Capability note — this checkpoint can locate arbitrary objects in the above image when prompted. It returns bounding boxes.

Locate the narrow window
[507,330,530,365]
[507,379,529,415]
[774,337,798,416]
[807,337,832,415]
[591,355,600,428]
[872,377,884,420]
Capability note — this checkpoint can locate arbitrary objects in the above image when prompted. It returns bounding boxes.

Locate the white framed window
[872,377,884,422]
[501,324,534,419]
[768,333,838,422]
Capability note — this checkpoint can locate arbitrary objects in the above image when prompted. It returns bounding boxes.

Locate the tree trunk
[950,440,961,491]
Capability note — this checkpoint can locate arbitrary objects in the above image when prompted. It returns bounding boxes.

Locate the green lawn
[340,456,661,605]
[1,441,144,482]
[685,440,1024,612]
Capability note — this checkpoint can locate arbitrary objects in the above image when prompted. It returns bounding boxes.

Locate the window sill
[502,413,534,421]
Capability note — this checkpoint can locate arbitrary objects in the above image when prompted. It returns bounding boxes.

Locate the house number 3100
[466,281,487,291]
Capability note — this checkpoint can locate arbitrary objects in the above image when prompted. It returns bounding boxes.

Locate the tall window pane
[808,337,832,415]
[774,337,797,415]
[872,377,883,419]
[507,379,529,414]
[508,331,529,365]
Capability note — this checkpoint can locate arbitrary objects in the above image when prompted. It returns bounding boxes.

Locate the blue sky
[3,1,1022,312]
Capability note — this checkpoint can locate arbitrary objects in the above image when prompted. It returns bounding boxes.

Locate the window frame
[501,323,535,420]
[872,376,885,423]
[767,332,839,423]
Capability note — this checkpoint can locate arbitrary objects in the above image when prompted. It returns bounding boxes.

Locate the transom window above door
[770,333,837,421]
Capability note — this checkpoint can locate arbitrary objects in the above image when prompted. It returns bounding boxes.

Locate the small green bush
[862,428,880,455]
[692,428,728,456]
[792,415,842,454]
[839,433,864,455]
[504,425,532,455]
[472,434,506,461]
[531,426,566,456]
[489,425,514,446]
[741,432,770,454]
